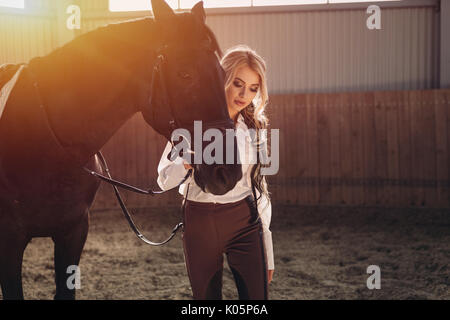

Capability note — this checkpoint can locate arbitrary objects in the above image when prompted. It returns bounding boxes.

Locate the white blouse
[156,113,274,270]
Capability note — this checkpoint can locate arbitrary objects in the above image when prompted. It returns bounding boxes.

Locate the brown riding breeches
[182,195,268,300]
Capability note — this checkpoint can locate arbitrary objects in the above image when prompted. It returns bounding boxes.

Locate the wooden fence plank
[447,91,450,207]
[374,91,388,206]
[362,92,377,206]
[351,93,364,206]
[433,90,450,207]
[306,93,319,205]
[328,93,342,205]
[409,90,424,206]
[135,116,144,207]
[340,92,353,205]
[281,95,289,205]
[268,96,280,205]
[385,91,400,206]
[290,94,297,204]
[445,90,450,208]
[147,123,157,208]
[421,90,437,207]
[317,93,332,205]
[296,94,308,205]
[130,115,139,206]
[274,95,287,204]
[397,90,413,207]
[286,95,295,205]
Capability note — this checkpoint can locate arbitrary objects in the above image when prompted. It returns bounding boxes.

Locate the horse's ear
[191,1,206,24]
[151,0,175,22]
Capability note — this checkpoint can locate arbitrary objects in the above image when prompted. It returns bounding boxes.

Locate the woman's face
[225,65,260,117]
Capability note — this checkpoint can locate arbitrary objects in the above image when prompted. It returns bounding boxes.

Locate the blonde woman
[157,45,274,300]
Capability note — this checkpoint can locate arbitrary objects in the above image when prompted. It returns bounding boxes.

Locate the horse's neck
[29,20,157,165]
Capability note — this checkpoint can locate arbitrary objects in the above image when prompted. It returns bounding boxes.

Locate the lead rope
[181,181,191,229]
[95,151,192,246]
[251,128,260,217]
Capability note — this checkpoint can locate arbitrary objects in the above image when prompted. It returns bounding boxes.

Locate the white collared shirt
[157,113,274,270]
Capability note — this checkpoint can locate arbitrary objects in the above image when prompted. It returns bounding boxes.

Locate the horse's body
[0,0,242,299]
[0,63,103,299]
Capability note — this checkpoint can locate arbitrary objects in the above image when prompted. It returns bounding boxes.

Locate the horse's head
[139,0,242,195]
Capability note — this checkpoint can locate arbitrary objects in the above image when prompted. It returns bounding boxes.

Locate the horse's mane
[28,17,154,74]
[28,13,223,101]
[46,14,222,62]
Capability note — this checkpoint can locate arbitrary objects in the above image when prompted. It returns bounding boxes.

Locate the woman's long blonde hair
[220,45,271,206]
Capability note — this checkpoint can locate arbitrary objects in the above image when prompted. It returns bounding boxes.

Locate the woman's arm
[256,186,274,272]
[157,141,191,190]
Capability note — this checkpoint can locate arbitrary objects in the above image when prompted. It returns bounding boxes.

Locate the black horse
[0,0,242,300]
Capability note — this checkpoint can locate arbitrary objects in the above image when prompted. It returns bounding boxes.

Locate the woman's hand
[268,270,274,284]
[183,161,193,170]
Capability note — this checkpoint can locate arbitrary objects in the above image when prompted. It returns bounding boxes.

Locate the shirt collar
[236,113,245,125]
[235,113,249,132]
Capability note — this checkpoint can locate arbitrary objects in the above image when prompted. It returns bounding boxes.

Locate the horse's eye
[178,71,192,79]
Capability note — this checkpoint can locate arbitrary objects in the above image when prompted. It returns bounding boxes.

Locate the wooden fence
[92,88,450,210]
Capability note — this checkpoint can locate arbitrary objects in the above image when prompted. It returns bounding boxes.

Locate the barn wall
[91,89,450,210]
[0,0,57,64]
[1,0,441,94]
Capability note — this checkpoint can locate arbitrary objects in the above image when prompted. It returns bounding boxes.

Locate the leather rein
[89,151,193,246]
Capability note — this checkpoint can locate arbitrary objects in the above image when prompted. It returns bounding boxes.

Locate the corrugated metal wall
[0,15,56,64]
[0,1,440,94]
[207,7,439,94]
[78,2,440,94]
[0,0,57,64]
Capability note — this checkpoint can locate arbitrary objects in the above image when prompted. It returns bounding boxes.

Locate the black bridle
[148,44,236,168]
[149,44,235,144]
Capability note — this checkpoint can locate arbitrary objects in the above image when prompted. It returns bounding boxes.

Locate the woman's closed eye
[233,81,242,88]
[233,81,258,92]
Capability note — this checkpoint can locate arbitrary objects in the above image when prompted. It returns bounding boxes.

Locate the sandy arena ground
[2,204,449,300]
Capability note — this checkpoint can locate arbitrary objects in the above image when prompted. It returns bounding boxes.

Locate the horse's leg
[0,228,29,300]
[52,210,89,300]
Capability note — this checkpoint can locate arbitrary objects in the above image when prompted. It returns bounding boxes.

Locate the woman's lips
[234,100,246,106]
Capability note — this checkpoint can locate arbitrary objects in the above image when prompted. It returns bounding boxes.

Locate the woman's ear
[151,0,175,22]
[191,1,206,24]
